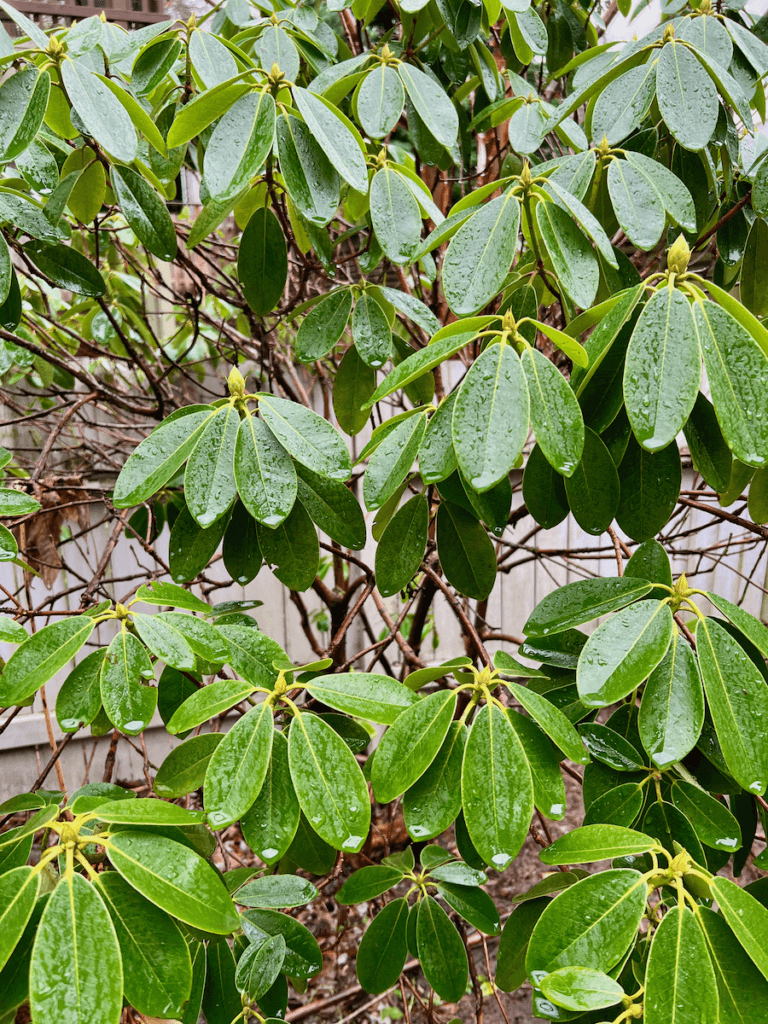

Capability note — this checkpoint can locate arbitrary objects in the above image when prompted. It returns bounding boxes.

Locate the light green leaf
[0,867,40,973]
[540,824,658,865]
[100,629,157,735]
[639,631,704,769]
[167,679,257,735]
[536,200,599,309]
[398,63,458,148]
[259,394,351,480]
[443,192,520,315]
[293,87,368,194]
[522,346,584,476]
[462,702,533,870]
[577,599,674,707]
[296,288,352,362]
[372,689,457,803]
[235,414,297,527]
[30,873,122,1024]
[288,711,370,852]
[358,64,404,137]
[0,615,94,706]
[204,700,274,829]
[540,966,623,1012]
[305,672,417,725]
[106,830,240,934]
[61,59,137,163]
[275,111,340,225]
[644,906,718,1024]
[352,290,392,368]
[624,285,699,452]
[504,681,590,765]
[453,342,528,492]
[607,157,665,250]
[363,411,427,511]
[656,40,718,150]
[695,616,768,795]
[204,90,275,199]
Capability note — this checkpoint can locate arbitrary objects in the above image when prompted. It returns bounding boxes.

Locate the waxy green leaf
[356,898,409,994]
[416,895,468,1003]
[639,631,704,768]
[241,730,299,865]
[0,615,94,706]
[205,700,274,829]
[525,577,653,637]
[644,906,718,1024]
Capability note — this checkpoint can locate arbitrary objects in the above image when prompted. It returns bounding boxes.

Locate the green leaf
[695,616,768,795]
[579,721,644,770]
[363,411,427,511]
[523,442,569,529]
[275,112,340,226]
[92,72,168,158]
[504,681,590,766]
[644,906,718,1024]
[305,672,417,725]
[234,874,317,909]
[616,434,682,542]
[218,624,283,688]
[643,800,706,867]
[114,406,214,509]
[564,427,620,536]
[257,23,299,79]
[704,592,768,660]
[54,647,103,728]
[436,500,496,601]
[437,880,500,936]
[0,807,58,851]
[540,966,624,1012]
[204,90,275,199]
[656,40,718,151]
[671,780,741,852]
[238,207,287,316]
[258,500,319,591]
[420,393,458,484]
[398,63,458,148]
[693,299,768,468]
[96,871,192,1019]
[240,907,322,978]
[369,167,422,265]
[358,64,404,137]
[376,493,428,597]
[241,730,300,865]
[590,63,657,145]
[742,216,768,319]
[235,414,296,528]
[352,290,392,368]
[337,865,405,905]
[204,700,274,829]
[167,679,256,735]
[106,830,240,934]
[112,165,177,261]
[288,711,370,852]
[202,938,239,1024]
[583,781,644,828]
[296,288,352,362]
[525,577,653,638]
[624,285,700,451]
[0,867,40,973]
[23,240,105,297]
[356,897,409,994]
[259,394,351,481]
[526,869,647,977]
[496,898,549,992]
[132,612,196,671]
[536,199,599,309]
[372,689,457,803]
[623,151,696,231]
[100,629,157,735]
[235,934,286,1000]
[711,878,768,983]
[168,78,250,147]
[697,904,768,1021]
[639,631,704,768]
[293,87,368,194]
[30,873,122,1024]
[0,615,94,706]
[684,392,733,493]
[443,192,520,315]
[507,710,567,820]
[0,69,49,164]
[416,895,468,1003]
[577,599,674,707]
[333,343,374,436]
[522,346,584,477]
[453,342,528,492]
[462,703,533,870]
[606,157,665,250]
[540,825,657,865]
[155,734,223,798]
[95,798,203,826]
[295,462,365,549]
[403,722,466,841]
[61,59,137,163]
[189,27,237,87]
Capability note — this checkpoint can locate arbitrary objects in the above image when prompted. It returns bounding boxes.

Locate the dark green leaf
[639,631,704,768]
[23,240,105,296]
[296,289,352,362]
[671,780,741,852]
[241,730,300,865]
[235,414,297,528]
[239,207,287,316]
[352,291,392,368]
[100,629,156,735]
[258,500,319,591]
[112,165,177,261]
[404,722,466,841]
[564,427,620,536]
[443,193,520,315]
[356,898,409,994]
[376,493,428,597]
[416,895,468,1002]
[204,700,274,829]
[525,577,653,638]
